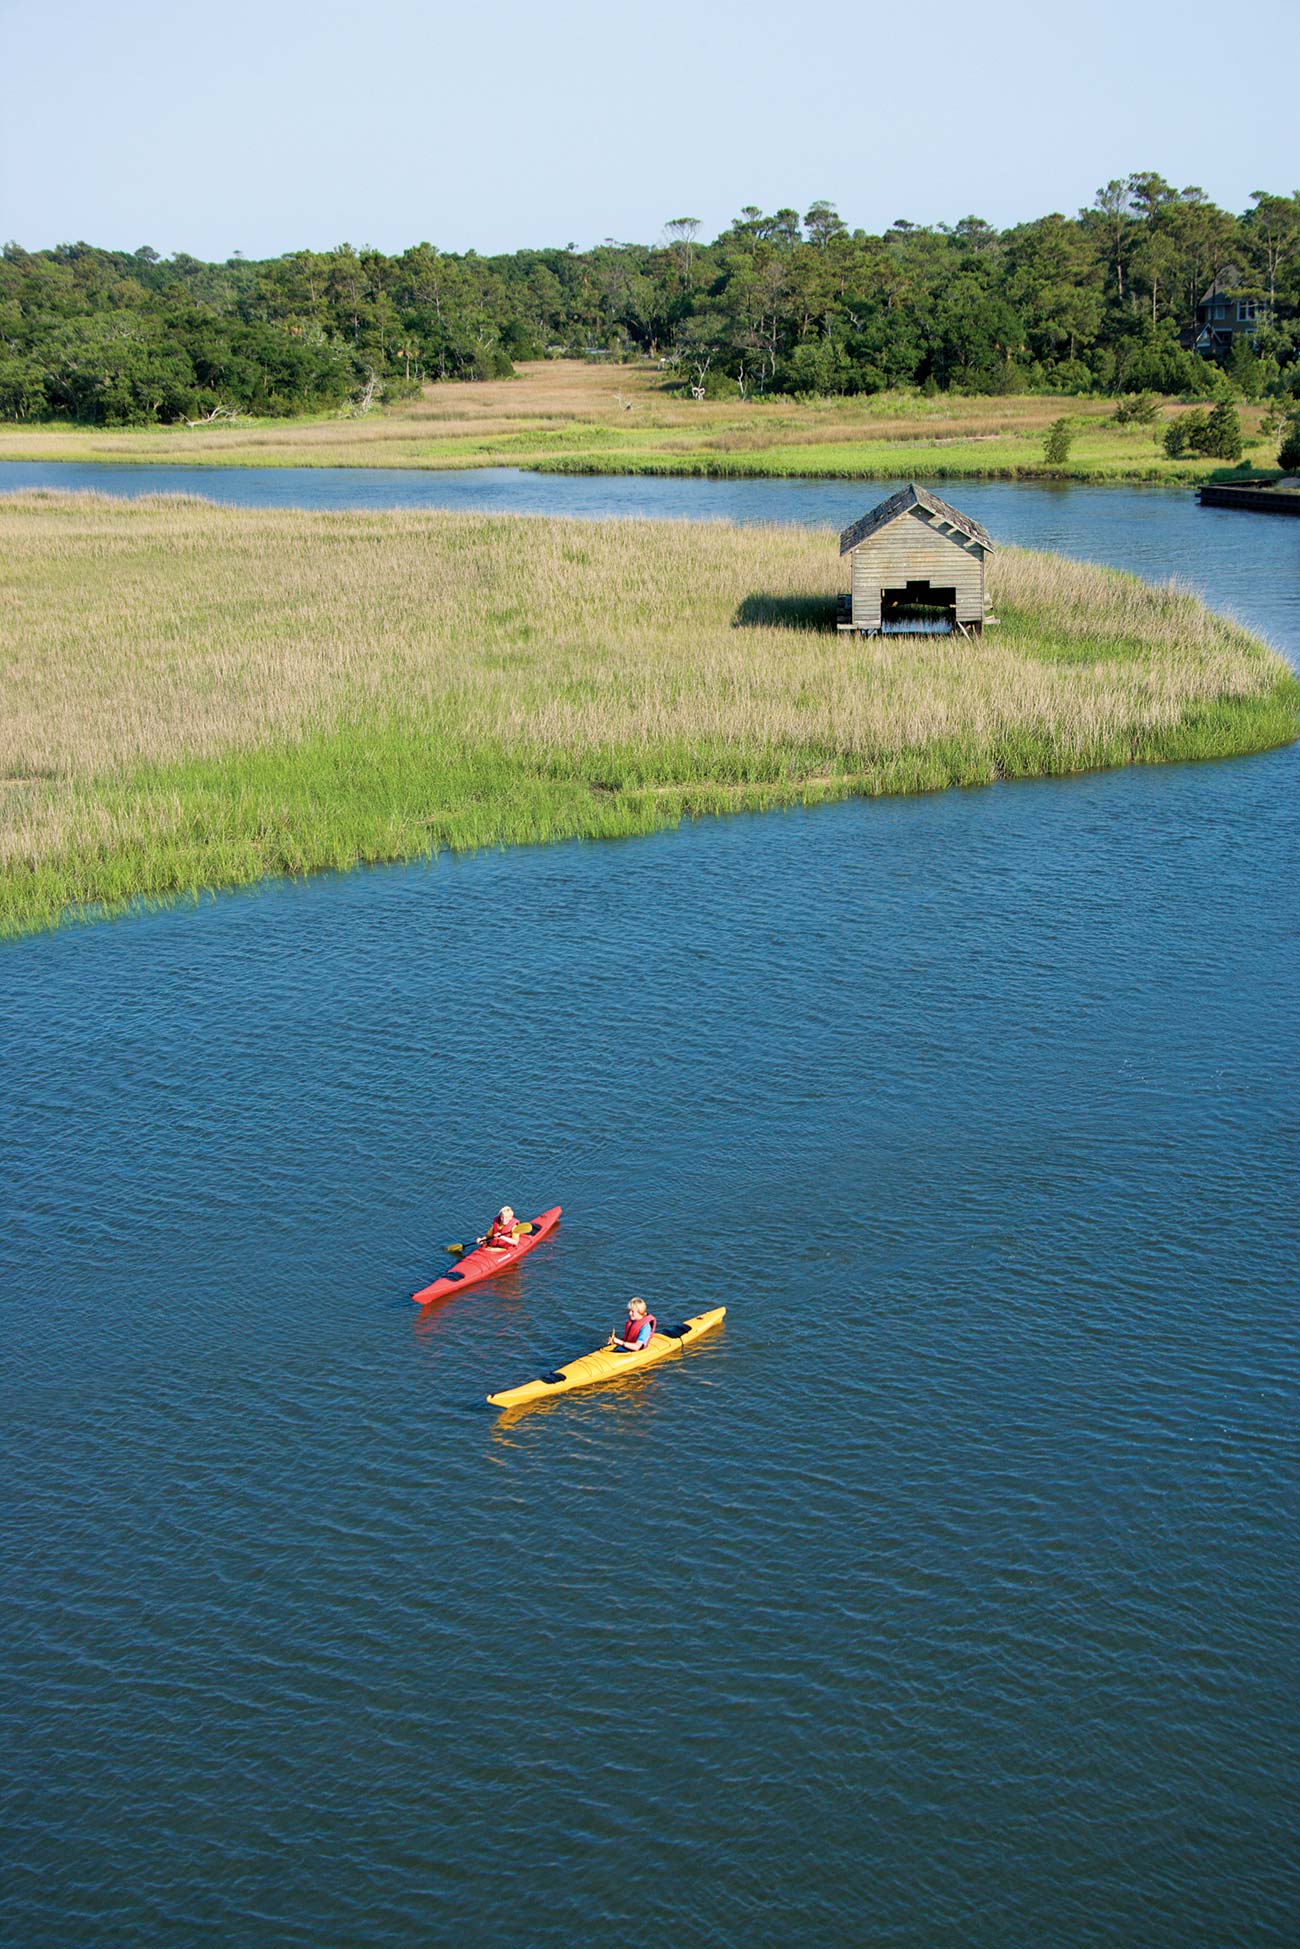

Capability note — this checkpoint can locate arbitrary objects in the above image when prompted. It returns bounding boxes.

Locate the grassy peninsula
[0,361,1283,485]
[2,489,1296,938]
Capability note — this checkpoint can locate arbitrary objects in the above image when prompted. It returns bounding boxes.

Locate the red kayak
[412,1206,562,1305]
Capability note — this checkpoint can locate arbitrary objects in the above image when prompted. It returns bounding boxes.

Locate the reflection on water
[410,1262,532,1335]
[488,1355,698,1441]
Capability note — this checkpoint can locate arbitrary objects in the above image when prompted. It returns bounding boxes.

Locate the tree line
[2,175,1299,425]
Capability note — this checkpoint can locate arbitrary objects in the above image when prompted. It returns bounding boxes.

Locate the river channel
[2,467,1297,1947]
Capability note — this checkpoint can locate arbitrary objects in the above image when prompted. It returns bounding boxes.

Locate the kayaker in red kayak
[477,1206,521,1250]
[609,1298,656,1352]
[413,1205,560,1305]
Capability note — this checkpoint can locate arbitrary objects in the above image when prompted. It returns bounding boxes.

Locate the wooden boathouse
[838,484,992,636]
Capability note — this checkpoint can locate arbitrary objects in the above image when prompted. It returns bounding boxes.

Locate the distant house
[1181,265,1267,362]
[838,484,992,637]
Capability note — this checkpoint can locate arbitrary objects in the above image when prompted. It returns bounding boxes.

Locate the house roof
[839,483,992,555]
[1198,263,1244,303]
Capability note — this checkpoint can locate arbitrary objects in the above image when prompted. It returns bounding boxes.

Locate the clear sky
[3,0,1297,260]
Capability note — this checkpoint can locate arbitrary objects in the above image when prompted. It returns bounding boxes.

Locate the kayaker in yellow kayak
[478,1206,520,1250]
[608,1298,657,1352]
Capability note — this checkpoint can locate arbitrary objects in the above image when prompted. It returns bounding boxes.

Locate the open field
[0,361,1282,483]
[2,490,1295,937]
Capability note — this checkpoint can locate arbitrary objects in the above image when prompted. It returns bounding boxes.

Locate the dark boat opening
[880,580,957,634]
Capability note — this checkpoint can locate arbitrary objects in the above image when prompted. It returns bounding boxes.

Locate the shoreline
[0,447,1236,488]
[8,738,1297,947]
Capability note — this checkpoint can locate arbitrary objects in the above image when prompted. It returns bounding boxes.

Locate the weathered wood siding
[849,509,985,627]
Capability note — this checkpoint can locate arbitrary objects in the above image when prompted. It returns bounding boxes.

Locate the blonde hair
[628,1297,647,1315]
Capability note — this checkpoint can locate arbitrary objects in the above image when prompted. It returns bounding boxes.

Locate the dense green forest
[3,176,1299,425]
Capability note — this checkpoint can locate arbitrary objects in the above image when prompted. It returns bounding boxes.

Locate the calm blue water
[2,469,1299,1947]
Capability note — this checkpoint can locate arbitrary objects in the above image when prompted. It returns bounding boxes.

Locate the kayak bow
[486,1306,726,1409]
[412,1205,562,1305]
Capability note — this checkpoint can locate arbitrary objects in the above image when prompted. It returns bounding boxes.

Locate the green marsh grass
[1,490,1295,936]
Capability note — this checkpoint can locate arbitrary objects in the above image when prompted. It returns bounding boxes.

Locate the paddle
[445,1221,536,1255]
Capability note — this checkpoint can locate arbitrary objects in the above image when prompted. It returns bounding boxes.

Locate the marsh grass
[2,491,1295,936]
[0,362,1277,483]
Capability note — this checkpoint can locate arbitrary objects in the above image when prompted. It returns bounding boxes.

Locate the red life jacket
[622,1312,656,1344]
[486,1216,515,1246]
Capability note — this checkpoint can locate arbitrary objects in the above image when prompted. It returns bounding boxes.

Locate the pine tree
[1043,417,1073,464]
[1277,415,1300,472]
[1202,399,1243,460]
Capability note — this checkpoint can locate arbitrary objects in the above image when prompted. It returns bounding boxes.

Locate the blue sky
[3,0,1297,259]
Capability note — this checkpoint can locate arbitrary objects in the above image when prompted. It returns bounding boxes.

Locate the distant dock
[1198,482,1300,516]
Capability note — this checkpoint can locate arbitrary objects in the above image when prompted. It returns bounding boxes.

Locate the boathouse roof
[839,484,992,556]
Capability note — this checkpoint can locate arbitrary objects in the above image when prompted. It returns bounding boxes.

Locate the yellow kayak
[487,1306,726,1410]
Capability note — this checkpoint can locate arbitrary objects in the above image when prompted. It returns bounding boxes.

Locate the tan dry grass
[1,486,1285,827]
